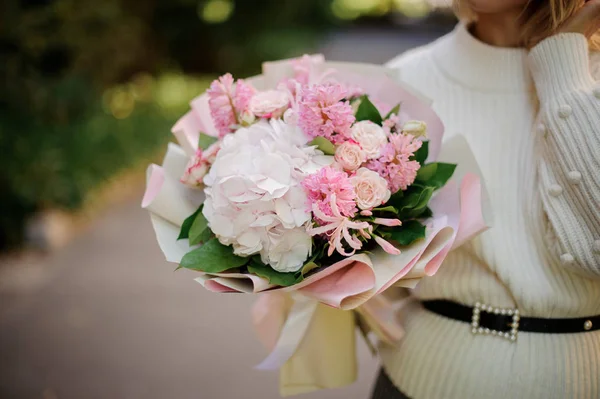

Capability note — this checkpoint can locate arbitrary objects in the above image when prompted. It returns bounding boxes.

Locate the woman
[372,1,600,398]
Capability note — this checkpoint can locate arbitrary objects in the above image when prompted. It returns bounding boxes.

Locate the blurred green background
[0,0,454,249]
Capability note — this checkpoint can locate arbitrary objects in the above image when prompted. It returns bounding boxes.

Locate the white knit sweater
[380,23,600,399]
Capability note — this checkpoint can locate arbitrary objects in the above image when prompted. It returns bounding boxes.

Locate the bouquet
[142,55,490,396]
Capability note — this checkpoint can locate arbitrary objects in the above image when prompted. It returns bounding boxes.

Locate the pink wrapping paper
[142,56,492,391]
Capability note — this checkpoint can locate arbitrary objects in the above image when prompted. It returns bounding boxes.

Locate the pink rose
[249,90,290,119]
[350,167,391,210]
[334,141,366,172]
[351,121,388,159]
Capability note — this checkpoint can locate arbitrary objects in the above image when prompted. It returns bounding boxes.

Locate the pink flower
[307,196,371,257]
[302,166,357,218]
[366,133,422,193]
[207,74,256,137]
[276,55,325,100]
[180,142,221,187]
[233,79,256,115]
[207,74,236,137]
[334,141,366,172]
[351,121,388,159]
[374,236,401,255]
[292,54,326,85]
[202,141,221,163]
[181,149,209,187]
[350,168,391,210]
[373,218,402,227]
[298,84,355,144]
[249,90,290,119]
[383,114,401,135]
[292,55,317,86]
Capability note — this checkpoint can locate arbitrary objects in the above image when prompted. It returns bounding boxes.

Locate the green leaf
[384,103,401,120]
[197,227,213,244]
[178,206,203,240]
[373,206,398,214]
[416,162,457,190]
[378,230,392,239]
[248,260,301,287]
[416,163,438,181]
[419,206,433,219]
[411,140,429,165]
[189,212,209,246]
[396,185,435,219]
[386,190,404,208]
[389,220,427,246]
[198,133,218,150]
[405,188,434,218]
[309,136,336,155]
[179,238,248,272]
[355,95,383,125]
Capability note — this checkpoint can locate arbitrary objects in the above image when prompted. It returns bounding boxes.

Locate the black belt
[422,300,600,342]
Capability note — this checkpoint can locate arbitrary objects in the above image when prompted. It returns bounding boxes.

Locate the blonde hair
[454,0,600,50]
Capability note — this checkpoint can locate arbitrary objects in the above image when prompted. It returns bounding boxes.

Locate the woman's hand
[557,0,600,38]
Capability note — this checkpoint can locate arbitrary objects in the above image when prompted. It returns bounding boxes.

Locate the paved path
[0,197,378,399]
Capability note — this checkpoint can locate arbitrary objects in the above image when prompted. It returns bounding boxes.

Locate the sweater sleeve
[529,33,600,277]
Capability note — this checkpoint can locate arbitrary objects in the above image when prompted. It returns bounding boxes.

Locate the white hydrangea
[203,119,330,272]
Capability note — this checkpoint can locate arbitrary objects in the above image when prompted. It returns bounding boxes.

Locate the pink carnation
[180,142,221,187]
[207,74,256,137]
[181,149,209,187]
[298,84,355,144]
[366,133,422,193]
[302,166,357,218]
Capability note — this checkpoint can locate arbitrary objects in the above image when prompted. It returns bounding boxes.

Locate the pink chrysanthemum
[302,166,357,218]
[366,133,422,193]
[207,74,256,137]
[298,84,355,144]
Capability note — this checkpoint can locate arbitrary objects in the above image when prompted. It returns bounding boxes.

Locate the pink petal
[359,229,371,239]
[360,210,373,216]
[311,203,338,223]
[346,220,371,230]
[327,244,335,257]
[329,194,344,218]
[342,225,362,250]
[373,218,402,227]
[374,236,401,255]
[307,223,337,236]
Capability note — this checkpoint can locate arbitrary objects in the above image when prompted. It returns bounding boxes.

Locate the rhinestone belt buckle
[471,302,520,342]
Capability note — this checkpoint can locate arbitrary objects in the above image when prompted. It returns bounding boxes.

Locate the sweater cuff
[529,33,595,102]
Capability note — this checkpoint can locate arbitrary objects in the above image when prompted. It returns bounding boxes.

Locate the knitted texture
[380,24,600,399]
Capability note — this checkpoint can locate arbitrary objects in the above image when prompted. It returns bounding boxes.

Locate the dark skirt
[370,369,412,399]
